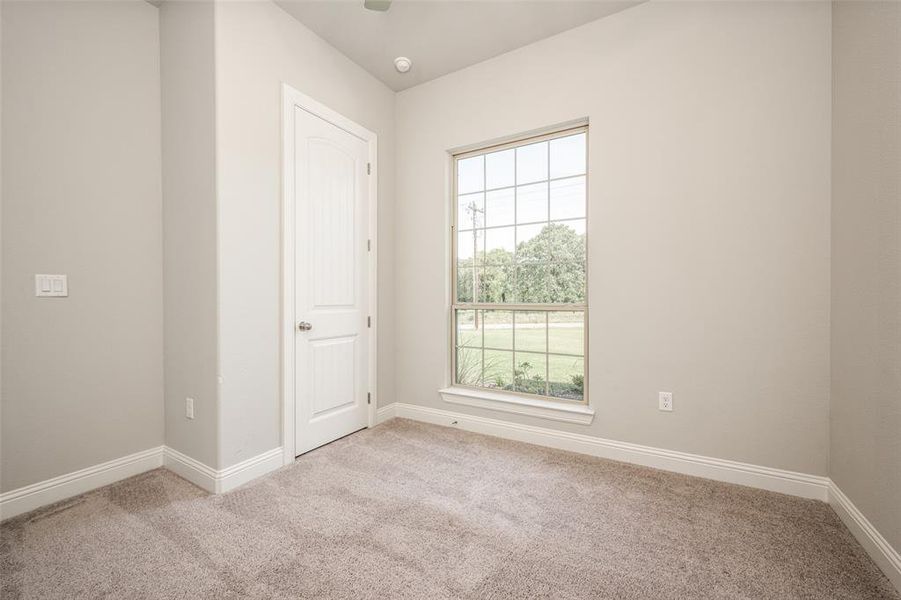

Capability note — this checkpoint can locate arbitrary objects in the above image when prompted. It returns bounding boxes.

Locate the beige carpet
[1,419,897,599]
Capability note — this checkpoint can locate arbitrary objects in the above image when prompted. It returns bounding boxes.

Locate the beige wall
[2,5,895,558]
[1,0,164,491]
[395,1,832,475]
[160,0,219,467]
[831,0,901,553]
[214,0,396,468]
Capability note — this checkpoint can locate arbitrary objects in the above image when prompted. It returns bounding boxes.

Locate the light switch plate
[35,274,68,297]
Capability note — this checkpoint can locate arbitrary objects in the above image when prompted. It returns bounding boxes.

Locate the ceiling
[276,0,643,91]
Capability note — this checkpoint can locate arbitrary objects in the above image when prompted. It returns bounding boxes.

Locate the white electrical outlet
[659,391,673,412]
[186,397,195,419]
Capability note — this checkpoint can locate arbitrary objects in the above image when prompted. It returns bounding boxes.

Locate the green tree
[457,258,474,302]
[457,222,584,304]
[479,249,514,302]
[515,223,585,303]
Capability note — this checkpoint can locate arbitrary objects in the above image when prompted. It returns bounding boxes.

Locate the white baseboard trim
[162,447,218,492]
[828,481,901,592]
[384,402,830,501]
[217,448,284,492]
[0,446,165,521]
[163,446,283,494]
[1,445,285,521]
[375,403,397,424]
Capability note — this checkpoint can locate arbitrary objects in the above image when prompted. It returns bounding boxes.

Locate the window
[452,127,587,403]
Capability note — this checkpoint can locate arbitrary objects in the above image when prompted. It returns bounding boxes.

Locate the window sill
[438,386,595,425]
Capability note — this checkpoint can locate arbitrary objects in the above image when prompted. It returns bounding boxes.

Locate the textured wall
[1,0,164,491]
[160,0,219,468]
[831,0,901,555]
[395,1,832,475]
[214,0,396,468]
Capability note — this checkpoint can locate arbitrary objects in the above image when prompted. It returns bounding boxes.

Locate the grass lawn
[457,324,584,392]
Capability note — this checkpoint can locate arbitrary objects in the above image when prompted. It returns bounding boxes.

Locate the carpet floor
[1,418,897,599]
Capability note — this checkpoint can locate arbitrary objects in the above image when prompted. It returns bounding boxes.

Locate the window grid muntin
[452,309,586,401]
[452,126,587,404]
[455,173,589,199]
[457,214,586,234]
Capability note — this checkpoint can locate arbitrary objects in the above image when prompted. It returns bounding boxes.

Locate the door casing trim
[281,83,378,465]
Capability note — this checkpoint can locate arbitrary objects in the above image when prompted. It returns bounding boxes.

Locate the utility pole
[468,200,485,329]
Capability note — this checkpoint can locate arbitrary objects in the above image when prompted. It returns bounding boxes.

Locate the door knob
[297,321,313,331]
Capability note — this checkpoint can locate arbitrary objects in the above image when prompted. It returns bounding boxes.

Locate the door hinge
[367,162,371,175]
[367,316,371,328]
[367,239,371,252]
[367,392,371,405]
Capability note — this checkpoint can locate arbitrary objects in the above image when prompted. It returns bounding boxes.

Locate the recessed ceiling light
[394,57,412,74]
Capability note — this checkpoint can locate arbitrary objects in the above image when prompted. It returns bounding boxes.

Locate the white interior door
[292,106,370,456]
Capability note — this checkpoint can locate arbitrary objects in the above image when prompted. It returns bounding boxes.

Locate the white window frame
[446,125,590,416]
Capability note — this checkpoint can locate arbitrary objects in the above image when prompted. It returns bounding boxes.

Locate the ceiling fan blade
[364,0,391,11]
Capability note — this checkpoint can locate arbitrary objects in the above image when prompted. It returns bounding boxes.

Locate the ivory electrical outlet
[186,397,195,419]
[659,391,673,412]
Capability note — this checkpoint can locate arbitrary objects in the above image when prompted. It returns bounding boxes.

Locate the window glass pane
[548,311,584,355]
[516,183,548,224]
[485,226,515,258]
[549,262,585,303]
[454,129,587,403]
[547,220,585,262]
[514,311,546,353]
[457,229,484,262]
[513,352,547,395]
[483,349,513,390]
[516,141,548,185]
[549,133,586,179]
[456,347,482,386]
[549,176,585,221]
[485,188,515,228]
[478,265,513,303]
[485,149,515,190]
[515,264,549,303]
[548,356,584,401]
[458,156,484,194]
[457,192,485,230]
[483,310,513,350]
[456,263,473,303]
[516,223,549,263]
[456,309,480,347]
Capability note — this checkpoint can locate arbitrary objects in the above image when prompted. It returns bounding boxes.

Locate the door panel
[293,106,369,456]
[309,139,356,308]
[310,337,356,418]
